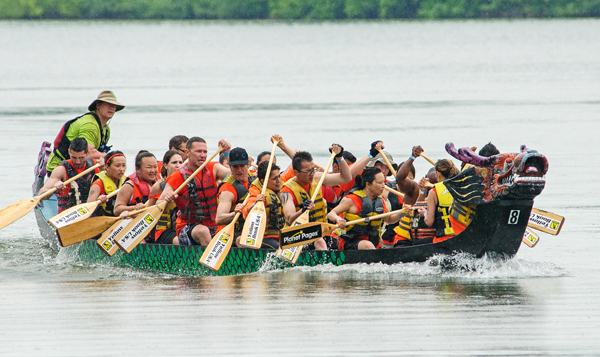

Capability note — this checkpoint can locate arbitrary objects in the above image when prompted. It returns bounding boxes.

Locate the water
[0,19,599,356]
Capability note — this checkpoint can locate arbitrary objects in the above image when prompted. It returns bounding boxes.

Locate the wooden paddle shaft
[260,140,279,196]
[39,163,102,199]
[173,146,223,196]
[376,148,397,177]
[311,152,337,202]
[384,185,404,199]
[420,154,436,166]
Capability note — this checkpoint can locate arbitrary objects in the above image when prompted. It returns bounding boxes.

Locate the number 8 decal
[508,210,520,224]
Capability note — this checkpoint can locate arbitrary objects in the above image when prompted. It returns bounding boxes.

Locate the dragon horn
[445,142,498,167]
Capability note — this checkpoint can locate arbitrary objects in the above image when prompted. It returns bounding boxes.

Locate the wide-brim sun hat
[88,90,125,112]
[366,150,398,176]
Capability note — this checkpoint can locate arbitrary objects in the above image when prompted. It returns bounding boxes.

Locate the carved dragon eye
[512,153,526,168]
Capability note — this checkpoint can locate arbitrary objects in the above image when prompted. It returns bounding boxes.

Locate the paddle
[277,150,337,264]
[97,215,138,256]
[113,146,224,253]
[527,208,565,235]
[238,140,279,249]
[279,208,407,249]
[522,227,539,248]
[376,148,397,177]
[0,163,101,231]
[384,185,404,199]
[49,188,121,229]
[200,196,250,270]
[57,206,147,247]
[420,153,436,166]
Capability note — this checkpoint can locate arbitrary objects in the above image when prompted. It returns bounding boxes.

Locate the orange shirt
[165,161,218,233]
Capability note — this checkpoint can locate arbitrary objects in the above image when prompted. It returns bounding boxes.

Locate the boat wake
[274,252,565,280]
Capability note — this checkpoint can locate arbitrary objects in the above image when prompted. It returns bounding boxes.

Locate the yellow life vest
[250,179,285,237]
[94,170,125,216]
[155,180,178,232]
[434,182,455,237]
[283,177,327,226]
[342,190,385,246]
[393,215,412,240]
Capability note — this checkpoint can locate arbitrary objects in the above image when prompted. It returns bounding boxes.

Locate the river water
[0,19,599,356]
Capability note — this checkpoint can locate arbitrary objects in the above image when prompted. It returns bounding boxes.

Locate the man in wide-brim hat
[45,90,125,175]
[366,150,398,178]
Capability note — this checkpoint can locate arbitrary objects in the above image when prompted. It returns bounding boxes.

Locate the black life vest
[52,112,109,161]
[56,158,96,212]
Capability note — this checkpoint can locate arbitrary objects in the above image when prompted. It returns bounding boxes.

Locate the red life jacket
[56,158,97,213]
[125,172,154,205]
[175,166,218,225]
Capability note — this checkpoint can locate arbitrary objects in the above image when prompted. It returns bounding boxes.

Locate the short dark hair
[161,149,182,178]
[104,150,125,167]
[257,161,280,181]
[353,167,382,190]
[70,137,88,153]
[292,151,313,171]
[135,150,155,170]
[257,151,271,164]
[479,142,500,157]
[169,135,188,150]
[219,153,229,165]
[186,136,206,150]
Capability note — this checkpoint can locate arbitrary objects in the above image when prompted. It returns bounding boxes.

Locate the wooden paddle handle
[104,187,121,200]
[311,151,337,202]
[231,195,251,224]
[343,208,406,226]
[173,146,223,196]
[384,185,404,199]
[260,140,279,196]
[420,154,436,166]
[376,148,397,177]
[39,163,102,199]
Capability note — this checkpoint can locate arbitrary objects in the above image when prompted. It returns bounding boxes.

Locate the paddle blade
[238,202,267,249]
[0,197,41,230]
[200,224,236,271]
[96,219,132,256]
[528,208,565,235]
[115,203,166,253]
[279,222,335,249]
[522,227,539,248]
[56,216,118,247]
[49,201,97,229]
[276,245,302,264]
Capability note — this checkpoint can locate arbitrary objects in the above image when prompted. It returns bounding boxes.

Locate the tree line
[1,0,599,19]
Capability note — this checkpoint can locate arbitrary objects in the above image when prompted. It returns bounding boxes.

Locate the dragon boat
[32,141,548,277]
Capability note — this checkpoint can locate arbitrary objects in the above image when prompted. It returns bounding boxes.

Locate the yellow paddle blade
[276,211,310,263]
[528,208,565,235]
[279,222,336,249]
[522,227,539,248]
[115,202,166,253]
[49,201,98,228]
[238,202,267,249]
[0,196,41,230]
[200,224,235,271]
[97,218,132,256]
[56,215,119,247]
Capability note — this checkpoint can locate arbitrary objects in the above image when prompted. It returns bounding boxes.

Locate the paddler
[158,137,232,246]
[280,144,351,250]
[46,90,124,175]
[114,151,159,217]
[38,137,101,213]
[327,167,404,250]
[242,161,285,250]
[87,150,127,216]
[215,147,257,242]
[146,150,184,244]
[416,159,463,244]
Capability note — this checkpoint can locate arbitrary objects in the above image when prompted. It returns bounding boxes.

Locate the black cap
[228,147,249,166]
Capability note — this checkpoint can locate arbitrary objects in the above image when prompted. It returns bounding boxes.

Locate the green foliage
[0,0,599,19]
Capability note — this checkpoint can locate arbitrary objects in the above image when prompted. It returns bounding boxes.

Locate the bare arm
[113,184,144,216]
[147,181,163,206]
[215,191,236,225]
[38,166,67,198]
[87,182,102,203]
[281,192,309,225]
[326,197,355,229]
[213,162,231,181]
[319,144,351,186]
[273,134,296,159]
[423,190,437,227]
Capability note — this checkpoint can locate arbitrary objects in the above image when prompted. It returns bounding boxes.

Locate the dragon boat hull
[32,141,532,276]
